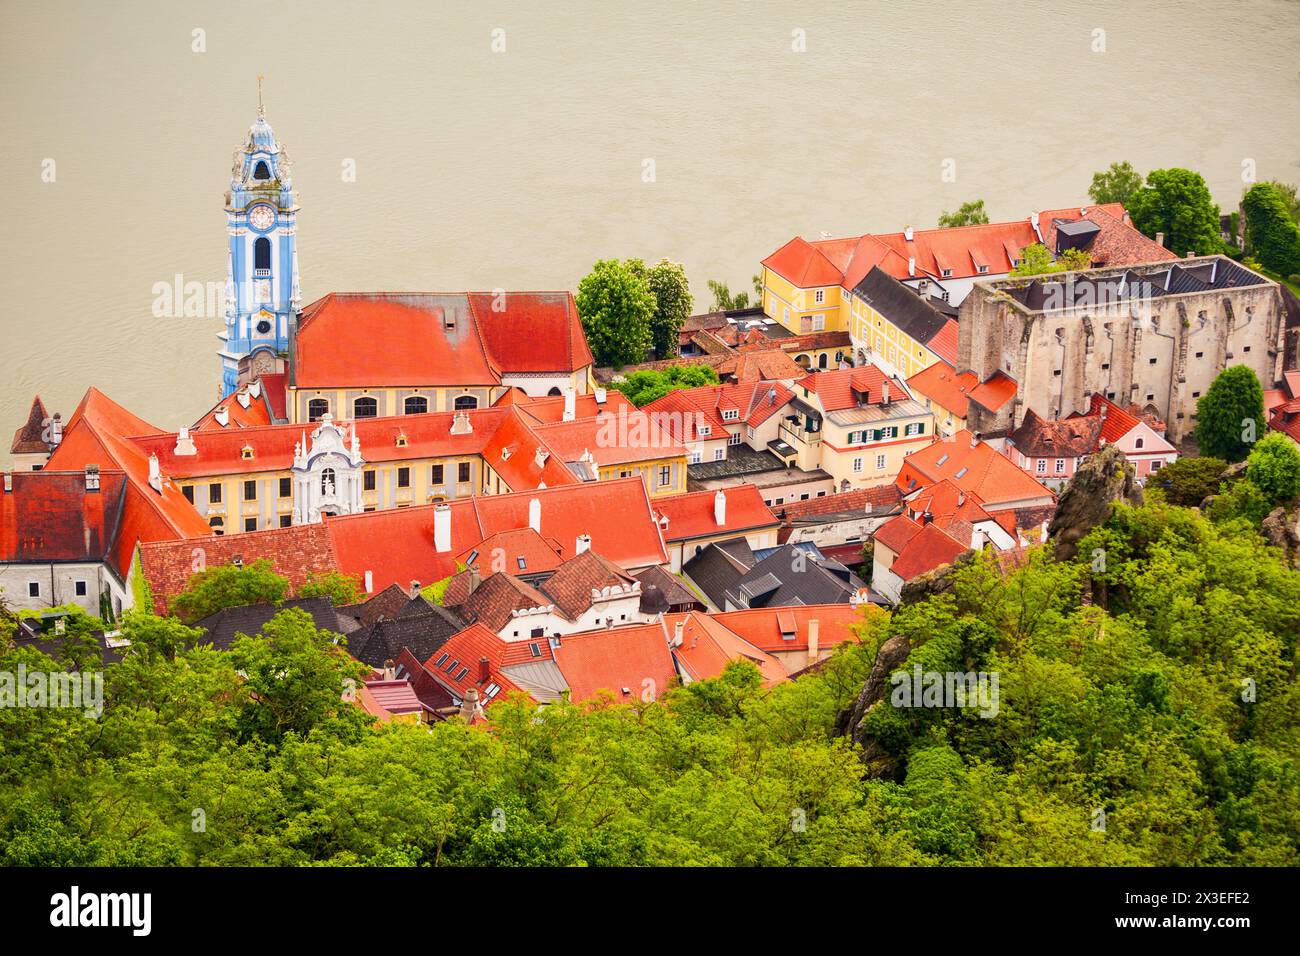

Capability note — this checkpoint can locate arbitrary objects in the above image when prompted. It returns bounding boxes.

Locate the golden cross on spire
[256,74,265,118]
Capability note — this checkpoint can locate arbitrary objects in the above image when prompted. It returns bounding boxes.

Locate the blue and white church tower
[218,90,302,396]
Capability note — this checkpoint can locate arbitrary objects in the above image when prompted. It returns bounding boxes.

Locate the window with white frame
[697,425,711,437]
[1036,460,1047,473]
[852,457,863,473]
[875,454,886,470]
[728,432,742,445]
[721,408,739,421]
[1055,459,1066,473]
[714,448,725,461]
[813,315,825,331]
[689,451,701,464]
[814,289,825,304]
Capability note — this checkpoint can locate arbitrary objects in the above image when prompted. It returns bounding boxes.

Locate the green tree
[1259,180,1300,223]
[296,571,364,606]
[1128,168,1221,256]
[938,199,989,228]
[1088,161,1144,207]
[228,607,366,745]
[576,259,656,367]
[609,364,721,406]
[1009,243,1092,277]
[170,558,289,624]
[1149,455,1227,506]
[1247,432,1300,504]
[1241,182,1300,278]
[1194,365,1266,463]
[706,279,750,311]
[637,258,693,359]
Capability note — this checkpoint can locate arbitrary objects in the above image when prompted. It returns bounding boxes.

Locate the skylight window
[936,454,949,466]
[517,556,527,570]
[529,642,541,658]
[435,653,449,668]
[955,467,969,479]
[455,667,469,682]
[444,658,460,674]
[466,550,479,566]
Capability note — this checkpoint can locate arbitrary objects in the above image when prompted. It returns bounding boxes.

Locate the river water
[2,0,1298,450]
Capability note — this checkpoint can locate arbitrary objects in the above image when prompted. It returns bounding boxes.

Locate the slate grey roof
[851,266,951,349]
[682,536,756,609]
[634,564,704,611]
[346,604,467,668]
[722,543,864,610]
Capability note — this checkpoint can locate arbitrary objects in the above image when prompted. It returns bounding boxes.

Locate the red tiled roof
[0,469,129,573]
[192,374,287,431]
[512,390,635,425]
[11,396,49,455]
[906,365,1016,419]
[873,513,924,555]
[664,611,787,686]
[764,204,1173,291]
[1086,393,1140,443]
[641,380,794,442]
[651,485,778,542]
[888,520,970,582]
[709,604,862,654]
[294,293,501,388]
[458,572,553,631]
[455,527,564,575]
[928,320,959,366]
[1009,408,1103,458]
[796,364,910,412]
[774,484,902,521]
[897,431,1055,508]
[540,550,637,620]
[424,624,531,704]
[467,291,593,374]
[716,349,806,382]
[139,521,337,615]
[530,411,686,467]
[551,622,678,703]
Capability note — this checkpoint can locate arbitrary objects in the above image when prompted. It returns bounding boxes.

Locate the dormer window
[977,265,989,274]
[941,269,952,277]
[698,425,711,436]
[721,409,739,421]
[241,446,254,460]
[395,434,408,448]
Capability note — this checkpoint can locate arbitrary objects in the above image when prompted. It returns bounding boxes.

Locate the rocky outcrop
[1261,506,1300,567]
[835,633,911,778]
[1048,445,1143,560]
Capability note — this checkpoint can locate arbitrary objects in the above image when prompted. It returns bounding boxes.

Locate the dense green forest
[2,489,1298,866]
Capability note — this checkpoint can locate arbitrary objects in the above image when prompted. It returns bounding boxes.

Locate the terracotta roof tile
[11,396,49,455]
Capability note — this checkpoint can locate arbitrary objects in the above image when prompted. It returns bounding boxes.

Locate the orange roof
[455,527,564,575]
[928,319,959,366]
[889,521,970,581]
[896,431,1054,507]
[531,411,686,467]
[664,611,787,686]
[424,624,531,704]
[708,604,861,655]
[641,381,794,443]
[906,365,1016,419]
[651,486,778,542]
[873,513,924,555]
[797,364,910,412]
[551,622,678,703]
[294,293,501,388]
[466,291,593,374]
[512,390,635,425]
[763,204,1172,291]
[0,469,128,574]
[192,374,287,430]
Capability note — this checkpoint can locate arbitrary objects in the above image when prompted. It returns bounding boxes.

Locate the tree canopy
[575,259,657,367]
[1194,365,1266,463]
[1088,161,1144,208]
[1128,168,1222,256]
[630,258,693,360]
[608,363,721,407]
[938,200,989,228]
[1009,243,1092,277]
[1241,182,1300,279]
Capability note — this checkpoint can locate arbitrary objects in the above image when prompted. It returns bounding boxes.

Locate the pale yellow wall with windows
[287,385,509,425]
[761,267,846,334]
[599,453,688,498]
[848,296,946,378]
[817,411,936,488]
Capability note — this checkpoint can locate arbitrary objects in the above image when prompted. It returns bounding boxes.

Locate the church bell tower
[218,81,302,397]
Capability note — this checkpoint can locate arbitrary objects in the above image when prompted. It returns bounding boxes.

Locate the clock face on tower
[248,204,275,232]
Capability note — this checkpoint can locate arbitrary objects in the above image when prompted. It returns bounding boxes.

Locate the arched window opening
[354,396,378,418]
[253,161,272,180]
[321,468,336,495]
[308,399,329,422]
[453,395,478,411]
[547,387,563,397]
[254,237,271,272]
[404,396,428,415]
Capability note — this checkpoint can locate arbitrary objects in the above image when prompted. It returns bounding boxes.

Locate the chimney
[714,490,727,526]
[594,387,607,405]
[970,433,979,449]
[147,453,163,493]
[1155,231,1165,247]
[214,406,230,427]
[3,474,11,493]
[881,380,890,405]
[459,687,482,723]
[433,503,452,553]
[174,426,196,456]
[48,413,62,447]
[468,566,482,595]
[383,658,396,681]
[768,387,777,406]
[957,491,965,507]
[236,390,251,410]
[410,580,421,597]
[673,620,685,647]
[807,618,820,664]
[907,256,916,277]
[971,528,986,550]
[528,497,541,533]
[363,570,373,593]
[1185,250,1196,259]
[903,225,914,241]
[921,511,933,525]
[576,533,592,554]
[249,380,262,400]
[450,411,473,435]
[1030,210,1040,229]
[534,446,550,468]
[563,387,576,422]
[84,465,100,492]
[478,656,490,683]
